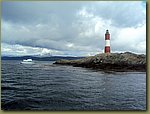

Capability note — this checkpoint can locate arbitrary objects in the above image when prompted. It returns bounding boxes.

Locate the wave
[1,99,40,110]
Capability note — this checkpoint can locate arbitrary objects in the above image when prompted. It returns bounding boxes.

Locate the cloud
[92,1,146,28]
[1,43,63,56]
[1,1,146,56]
[111,23,146,53]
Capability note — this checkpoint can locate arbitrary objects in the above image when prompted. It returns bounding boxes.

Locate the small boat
[21,59,34,64]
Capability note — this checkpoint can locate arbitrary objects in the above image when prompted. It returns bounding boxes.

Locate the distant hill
[1,56,84,61]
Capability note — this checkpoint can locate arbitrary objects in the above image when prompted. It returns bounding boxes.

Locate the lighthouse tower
[105,30,110,54]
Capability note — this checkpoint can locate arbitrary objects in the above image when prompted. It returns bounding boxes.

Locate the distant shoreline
[1,56,84,61]
[54,52,146,72]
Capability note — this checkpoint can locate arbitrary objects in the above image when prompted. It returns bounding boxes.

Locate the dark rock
[54,52,146,72]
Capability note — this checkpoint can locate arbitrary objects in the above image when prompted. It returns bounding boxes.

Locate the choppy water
[1,60,146,110]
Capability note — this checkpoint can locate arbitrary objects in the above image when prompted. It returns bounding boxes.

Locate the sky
[1,1,146,56]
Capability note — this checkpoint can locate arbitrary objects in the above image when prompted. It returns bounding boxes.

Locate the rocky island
[54,52,146,72]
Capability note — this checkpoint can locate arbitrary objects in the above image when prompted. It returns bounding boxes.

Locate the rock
[54,52,146,71]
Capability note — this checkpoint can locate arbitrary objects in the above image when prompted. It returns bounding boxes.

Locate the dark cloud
[2,1,146,56]
[92,1,146,28]
[2,1,82,24]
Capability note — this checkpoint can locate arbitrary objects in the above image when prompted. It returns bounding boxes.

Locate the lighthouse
[105,30,110,54]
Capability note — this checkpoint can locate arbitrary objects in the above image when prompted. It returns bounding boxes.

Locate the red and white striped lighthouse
[105,30,110,54]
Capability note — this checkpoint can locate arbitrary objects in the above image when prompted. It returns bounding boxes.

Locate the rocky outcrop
[54,52,146,71]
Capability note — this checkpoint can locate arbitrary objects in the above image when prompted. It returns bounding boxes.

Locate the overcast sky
[2,1,146,56]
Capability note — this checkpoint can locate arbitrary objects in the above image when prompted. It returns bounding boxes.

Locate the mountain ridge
[1,56,84,61]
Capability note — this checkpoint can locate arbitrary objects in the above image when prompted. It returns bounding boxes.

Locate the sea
[1,60,146,110]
